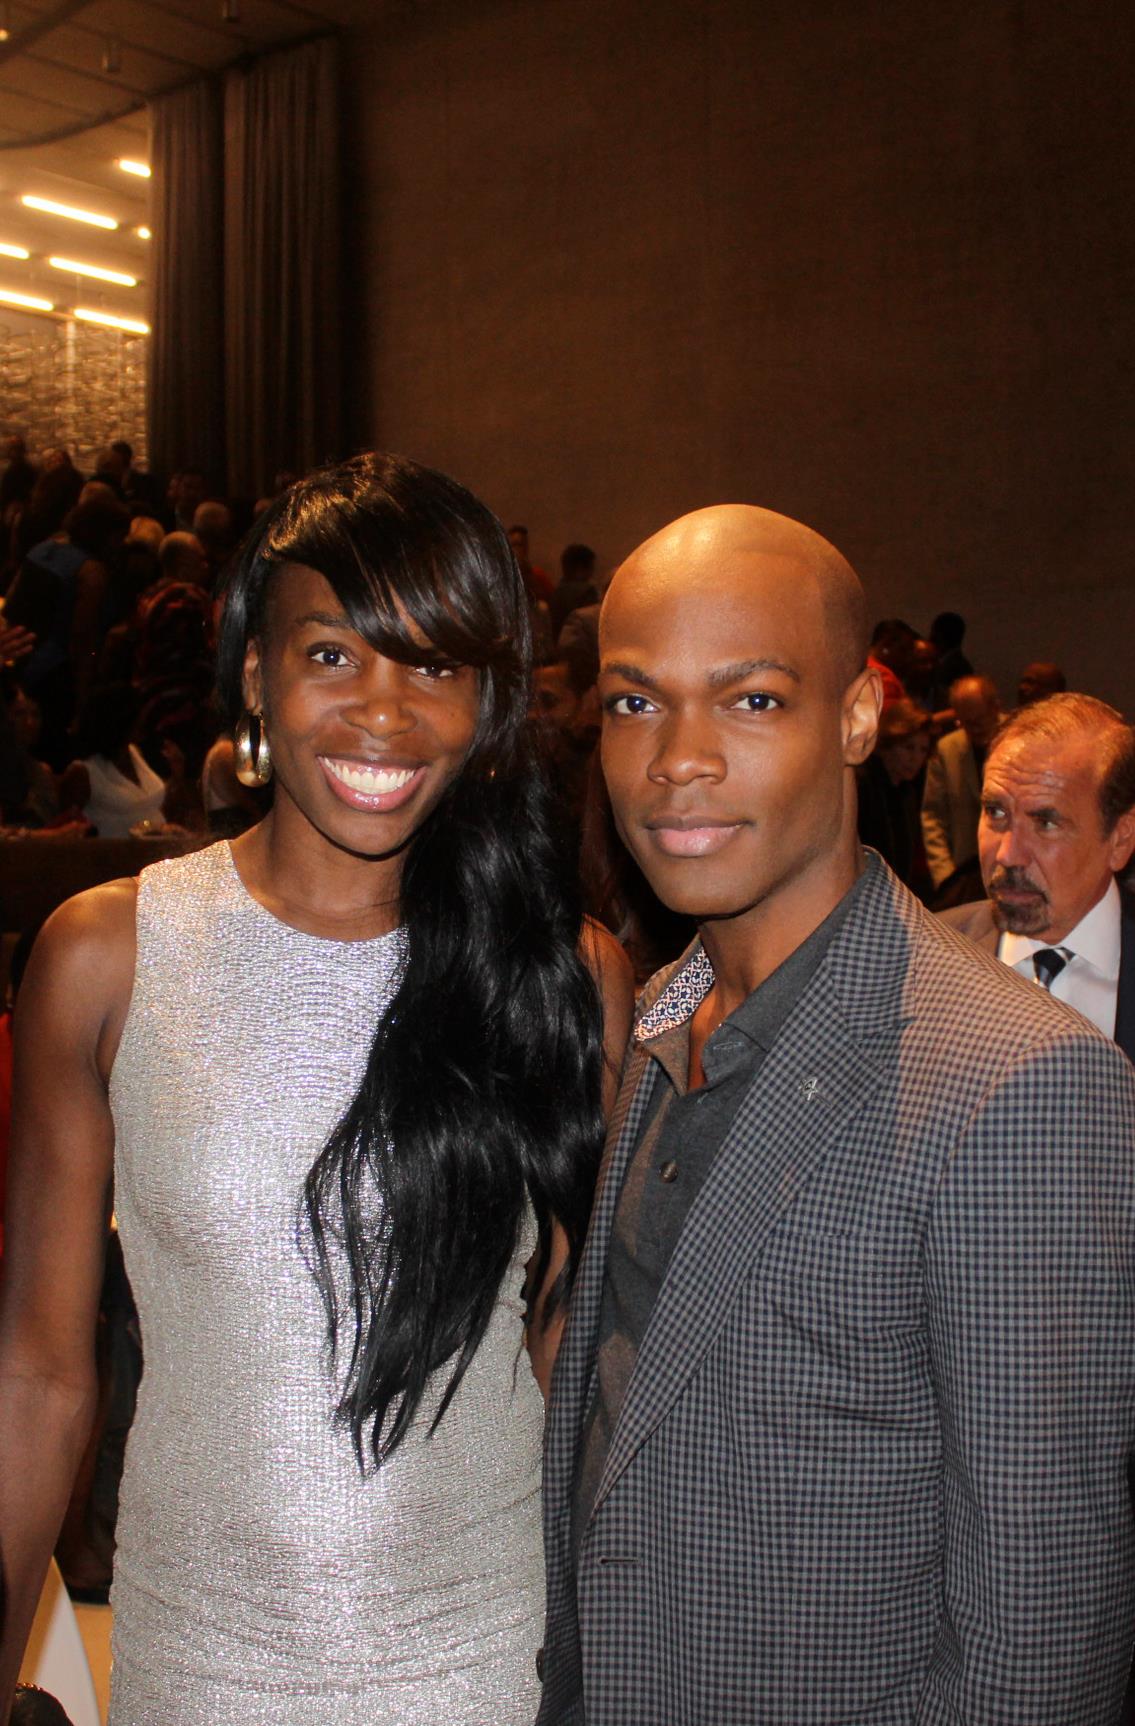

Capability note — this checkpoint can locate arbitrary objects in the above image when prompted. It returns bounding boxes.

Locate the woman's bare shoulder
[20,879,138,1071]
[33,876,138,969]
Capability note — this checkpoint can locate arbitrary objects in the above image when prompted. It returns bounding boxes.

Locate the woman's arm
[0,881,135,1717]
[526,919,635,1398]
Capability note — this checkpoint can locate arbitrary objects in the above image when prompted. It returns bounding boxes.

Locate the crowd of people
[1,442,1134,1726]
[0,431,1077,933]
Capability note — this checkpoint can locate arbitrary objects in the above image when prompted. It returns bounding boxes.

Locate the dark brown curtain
[146,37,343,500]
[147,79,225,487]
[223,36,343,500]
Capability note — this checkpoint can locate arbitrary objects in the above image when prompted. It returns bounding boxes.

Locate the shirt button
[659,1160,679,1183]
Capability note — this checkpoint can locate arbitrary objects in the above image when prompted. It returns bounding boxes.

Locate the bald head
[597,505,881,949]
[159,530,208,585]
[950,674,1000,748]
[604,505,868,690]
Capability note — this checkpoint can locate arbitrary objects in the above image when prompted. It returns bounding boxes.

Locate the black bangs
[216,451,530,732]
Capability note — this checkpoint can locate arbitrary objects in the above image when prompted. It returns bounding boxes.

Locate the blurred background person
[857,698,932,895]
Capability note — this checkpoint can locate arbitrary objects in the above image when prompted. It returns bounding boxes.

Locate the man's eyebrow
[1027,805,1063,822]
[600,661,662,690]
[599,657,803,690]
[707,657,801,688]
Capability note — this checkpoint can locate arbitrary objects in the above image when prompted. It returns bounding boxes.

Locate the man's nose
[993,820,1030,869]
[648,710,725,785]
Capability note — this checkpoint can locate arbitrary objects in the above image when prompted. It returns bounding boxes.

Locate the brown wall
[347,0,1134,707]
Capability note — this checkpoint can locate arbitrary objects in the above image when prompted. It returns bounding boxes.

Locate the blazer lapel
[590,989,888,1517]
[589,857,915,1520]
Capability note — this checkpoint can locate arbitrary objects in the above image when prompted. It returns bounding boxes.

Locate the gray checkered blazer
[538,855,1135,1725]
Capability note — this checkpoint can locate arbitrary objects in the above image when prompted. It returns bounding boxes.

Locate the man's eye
[731,692,781,713]
[606,693,656,716]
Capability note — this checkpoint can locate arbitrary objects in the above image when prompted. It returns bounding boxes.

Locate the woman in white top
[57,682,168,836]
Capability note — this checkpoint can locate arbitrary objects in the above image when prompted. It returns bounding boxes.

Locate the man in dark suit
[941,692,1135,1062]
[538,505,1135,1725]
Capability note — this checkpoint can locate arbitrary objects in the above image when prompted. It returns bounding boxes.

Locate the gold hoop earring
[234,711,273,786]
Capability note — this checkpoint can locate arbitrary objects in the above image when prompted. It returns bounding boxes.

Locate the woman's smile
[317,754,426,811]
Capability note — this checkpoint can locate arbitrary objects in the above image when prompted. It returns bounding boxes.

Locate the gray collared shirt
[572,868,869,1556]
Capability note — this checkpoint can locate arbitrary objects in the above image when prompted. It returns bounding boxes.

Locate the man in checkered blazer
[537,504,1135,1725]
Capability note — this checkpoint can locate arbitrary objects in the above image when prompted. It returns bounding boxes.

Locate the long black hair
[217,453,606,1466]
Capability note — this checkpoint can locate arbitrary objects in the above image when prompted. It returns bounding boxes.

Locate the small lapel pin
[799,1076,822,1103]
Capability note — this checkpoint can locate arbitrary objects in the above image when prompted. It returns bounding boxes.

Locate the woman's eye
[413,663,457,680]
[311,645,348,668]
[606,693,657,716]
[731,691,781,713]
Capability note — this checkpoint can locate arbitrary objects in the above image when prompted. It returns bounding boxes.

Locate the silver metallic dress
[107,843,545,1724]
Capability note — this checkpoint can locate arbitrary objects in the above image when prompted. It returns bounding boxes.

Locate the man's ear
[842,666,882,767]
[242,640,263,716]
[1107,805,1135,874]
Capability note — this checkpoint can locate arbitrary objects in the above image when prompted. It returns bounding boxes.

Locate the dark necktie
[1032,947,1072,990]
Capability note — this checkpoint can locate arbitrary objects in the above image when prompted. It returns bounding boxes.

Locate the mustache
[989,866,1048,900]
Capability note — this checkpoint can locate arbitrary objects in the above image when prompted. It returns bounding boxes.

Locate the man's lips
[643,815,745,858]
[317,755,426,812]
[990,878,1047,902]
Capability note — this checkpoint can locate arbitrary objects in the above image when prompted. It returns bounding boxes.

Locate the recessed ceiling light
[136,226,152,240]
[73,307,149,334]
[0,288,55,312]
[117,159,151,178]
[22,195,118,231]
[0,4,10,44]
[0,242,30,260]
[49,256,137,287]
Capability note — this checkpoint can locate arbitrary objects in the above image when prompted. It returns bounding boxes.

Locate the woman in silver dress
[0,453,632,1724]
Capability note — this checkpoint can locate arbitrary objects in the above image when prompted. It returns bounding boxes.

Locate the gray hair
[990,692,1135,833]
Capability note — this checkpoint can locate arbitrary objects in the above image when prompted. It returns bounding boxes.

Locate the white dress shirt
[999,877,1121,1038]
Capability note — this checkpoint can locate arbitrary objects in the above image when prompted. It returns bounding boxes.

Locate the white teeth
[324,759,416,795]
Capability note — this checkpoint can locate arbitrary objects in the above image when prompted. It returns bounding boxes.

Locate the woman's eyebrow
[293,609,355,630]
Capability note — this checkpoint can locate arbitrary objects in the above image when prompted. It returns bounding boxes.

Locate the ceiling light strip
[0,241,29,259]
[49,256,137,286]
[73,306,149,334]
[21,194,118,230]
[0,287,54,311]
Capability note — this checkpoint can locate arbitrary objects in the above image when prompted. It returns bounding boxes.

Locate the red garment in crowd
[867,654,906,706]
[524,563,556,604]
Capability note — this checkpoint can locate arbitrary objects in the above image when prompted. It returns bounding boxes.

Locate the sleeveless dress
[107,843,545,1724]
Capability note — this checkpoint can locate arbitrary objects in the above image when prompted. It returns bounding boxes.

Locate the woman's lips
[317,755,426,812]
